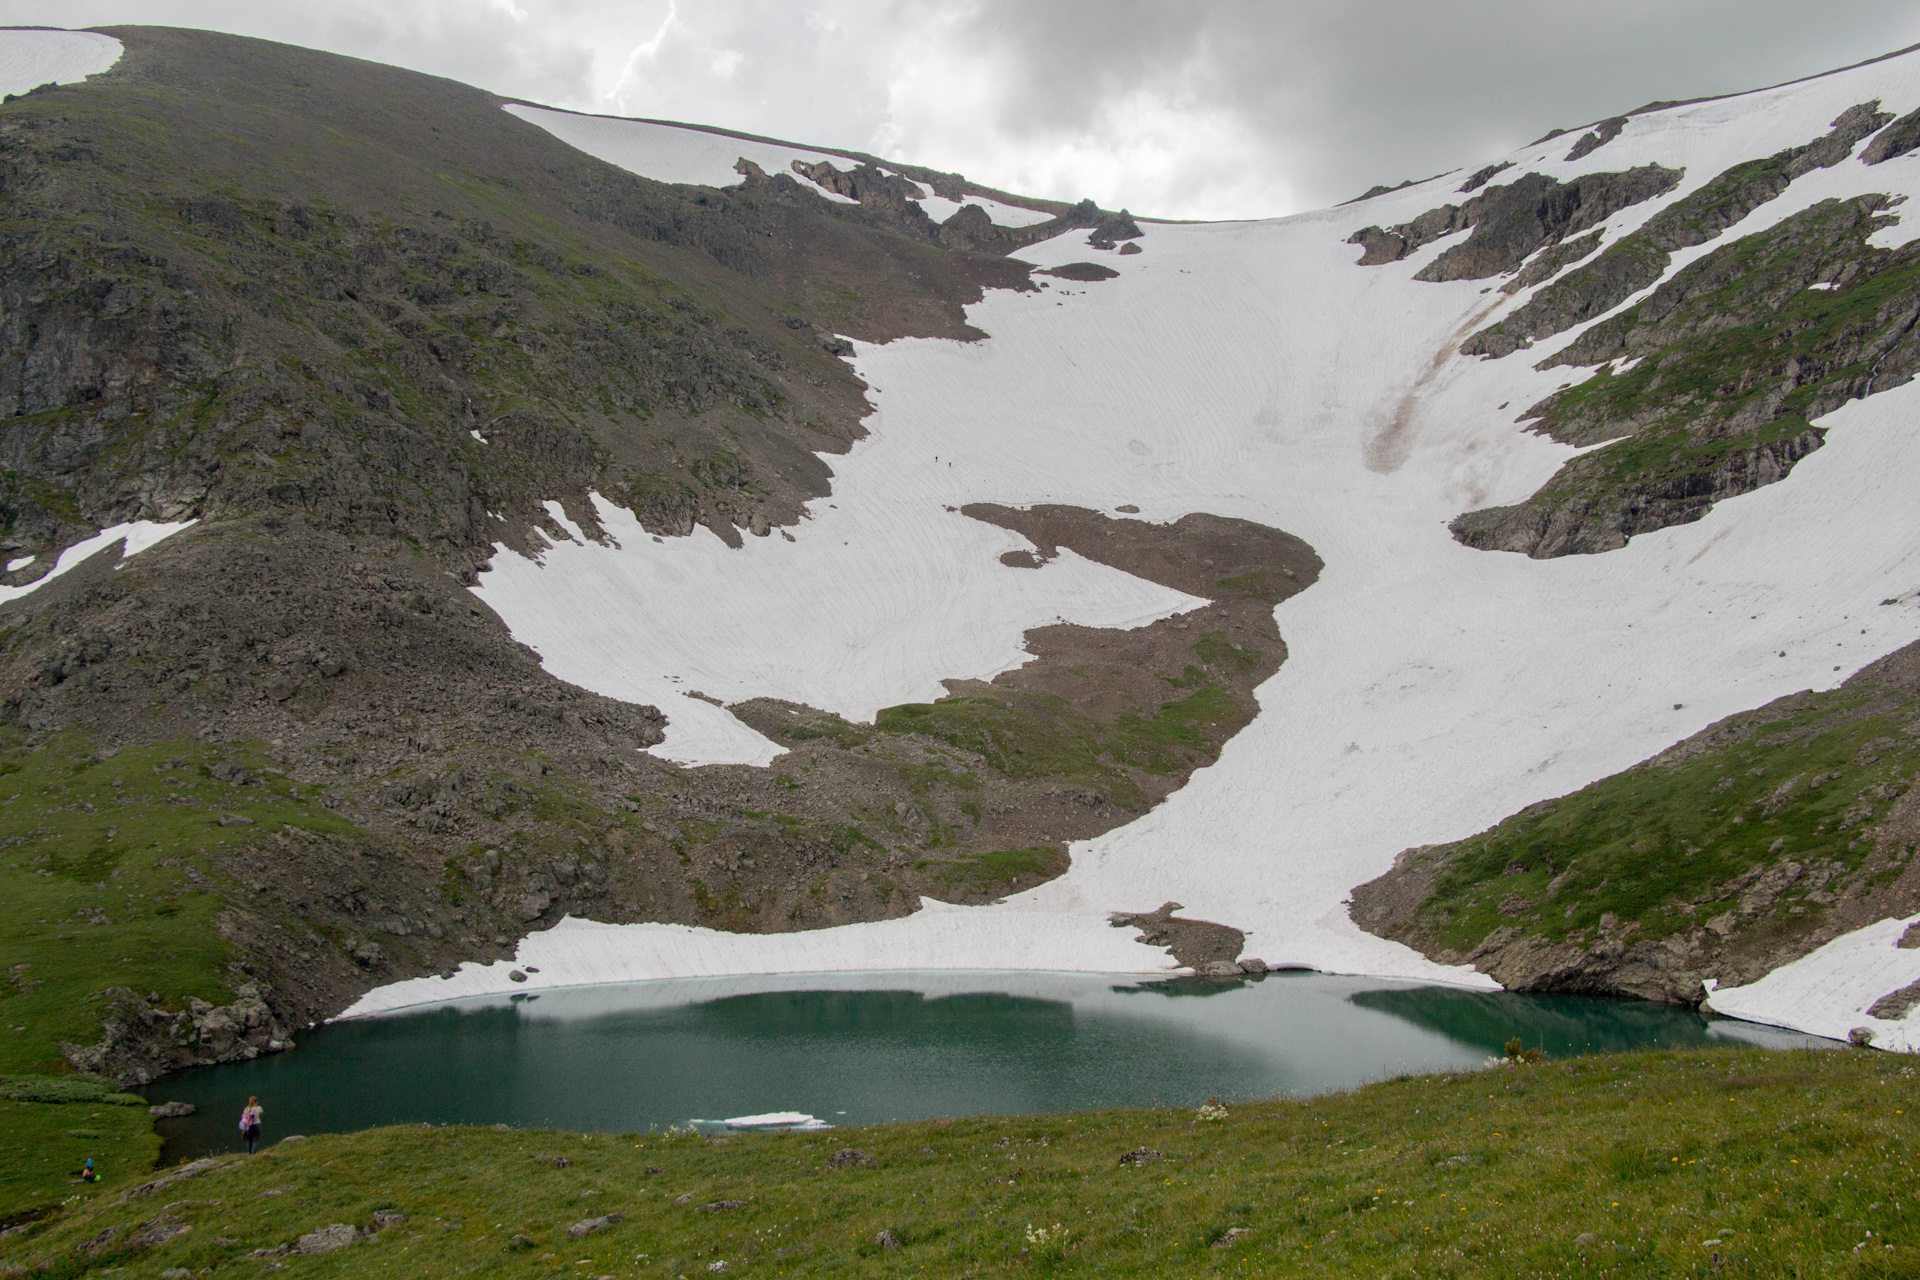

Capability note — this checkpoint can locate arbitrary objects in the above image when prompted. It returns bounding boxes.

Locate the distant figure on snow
[239,1096,264,1154]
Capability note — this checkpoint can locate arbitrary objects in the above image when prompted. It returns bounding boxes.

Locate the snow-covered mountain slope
[501,105,855,196]
[0,28,119,97]
[354,47,1920,1038]
[915,192,1056,228]
[506,104,1059,228]
[478,498,1206,767]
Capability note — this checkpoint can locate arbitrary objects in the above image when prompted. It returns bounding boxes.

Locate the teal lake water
[148,970,1831,1160]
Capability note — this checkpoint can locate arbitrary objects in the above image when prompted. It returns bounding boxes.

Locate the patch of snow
[502,104,847,191]
[1708,917,1920,1050]
[470,429,488,443]
[917,194,965,224]
[470,491,1205,767]
[0,29,120,97]
[0,521,194,607]
[356,46,1920,1040]
[5,556,31,572]
[910,194,1056,228]
[969,196,1058,228]
[541,500,588,545]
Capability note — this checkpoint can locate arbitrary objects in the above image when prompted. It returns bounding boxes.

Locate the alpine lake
[147,970,1833,1161]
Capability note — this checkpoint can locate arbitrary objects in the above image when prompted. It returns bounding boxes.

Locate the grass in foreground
[4,1047,1918,1277]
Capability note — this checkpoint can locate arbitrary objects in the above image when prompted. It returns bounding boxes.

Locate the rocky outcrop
[1863,105,1920,164]
[1109,901,1246,970]
[1086,209,1143,250]
[62,982,295,1087]
[1347,165,1679,281]
[1463,101,1891,359]
[1450,428,1824,557]
[1564,116,1628,162]
[1453,188,1920,557]
[1458,161,1513,194]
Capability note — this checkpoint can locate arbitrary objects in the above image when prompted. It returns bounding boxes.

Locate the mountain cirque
[0,27,1306,1081]
[5,21,1920,1069]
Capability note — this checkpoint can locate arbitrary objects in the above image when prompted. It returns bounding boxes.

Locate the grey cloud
[10,0,1920,215]
[928,0,1920,207]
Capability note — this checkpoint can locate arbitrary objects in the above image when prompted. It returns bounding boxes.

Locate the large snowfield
[0,28,119,97]
[52,32,1900,1044]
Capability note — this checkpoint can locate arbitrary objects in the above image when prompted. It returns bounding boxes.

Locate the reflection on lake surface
[150,970,1832,1160]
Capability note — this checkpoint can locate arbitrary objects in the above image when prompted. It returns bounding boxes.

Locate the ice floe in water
[718,1111,832,1131]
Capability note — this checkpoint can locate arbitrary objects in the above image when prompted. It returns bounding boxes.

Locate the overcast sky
[10,1,1920,218]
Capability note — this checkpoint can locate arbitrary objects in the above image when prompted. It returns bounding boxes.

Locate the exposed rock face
[791,159,933,226]
[1351,639,1920,1004]
[1346,165,1680,280]
[1564,116,1628,161]
[1458,161,1512,193]
[61,982,294,1087]
[1450,428,1824,557]
[1462,101,1891,359]
[1086,209,1144,250]
[1499,230,1603,295]
[1454,189,1920,557]
[1862,105,1920,163]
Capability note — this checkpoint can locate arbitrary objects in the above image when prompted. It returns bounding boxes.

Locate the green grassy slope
[0,1075,155,1222]
[1353,641,1920,1004]
[2,1047,1915,1276]
[0,732,363,1076]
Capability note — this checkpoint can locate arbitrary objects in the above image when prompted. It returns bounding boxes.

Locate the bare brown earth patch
[1039,262,1121,281]
[715,504,1321,922]
[1108,901,1247,970]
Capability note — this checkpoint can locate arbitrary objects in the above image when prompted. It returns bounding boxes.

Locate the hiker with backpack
[239,1096,264,1153]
